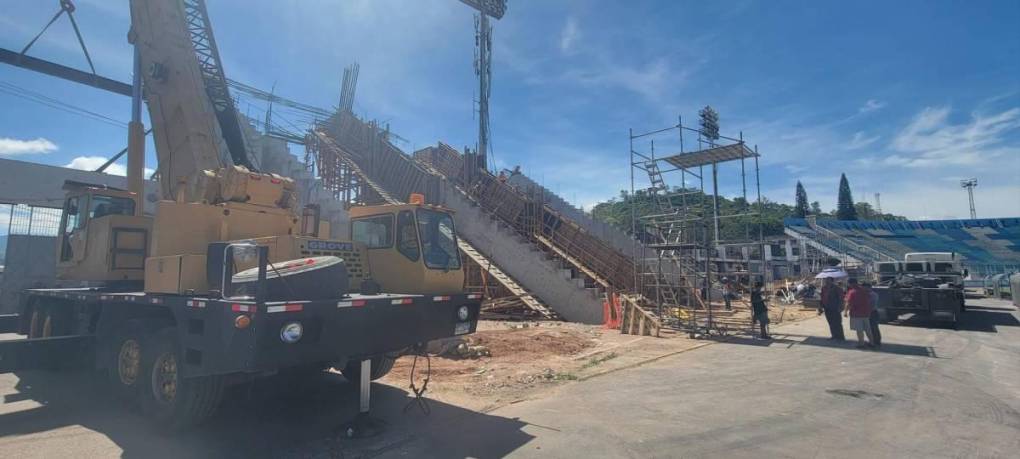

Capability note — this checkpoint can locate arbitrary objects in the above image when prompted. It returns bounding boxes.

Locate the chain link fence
[1,203,62,265]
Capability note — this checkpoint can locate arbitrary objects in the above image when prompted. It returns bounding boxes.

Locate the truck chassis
[0,266,480,427]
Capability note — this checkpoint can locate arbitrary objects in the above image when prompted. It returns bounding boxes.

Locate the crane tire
[140,327,224,429]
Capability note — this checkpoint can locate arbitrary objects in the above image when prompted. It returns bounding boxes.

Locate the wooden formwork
[619,295,661,336]
[414,143,465,184]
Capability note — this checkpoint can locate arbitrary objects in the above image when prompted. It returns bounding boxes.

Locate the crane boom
[128,0,249,201]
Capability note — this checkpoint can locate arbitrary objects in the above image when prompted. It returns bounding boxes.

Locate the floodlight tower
[458,0,507,172]
[960,178,977,219]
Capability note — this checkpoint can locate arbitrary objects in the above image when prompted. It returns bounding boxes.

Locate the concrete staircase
[440,180,605,323]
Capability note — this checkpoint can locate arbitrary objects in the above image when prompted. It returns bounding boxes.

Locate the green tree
[810,201,822,215]
[836,173,858,220]
[855,202,876,220]
[699,105,720,141]
[794,181,809,218]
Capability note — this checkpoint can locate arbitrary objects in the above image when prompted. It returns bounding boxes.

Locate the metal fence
[3,203,62,237]
[2,203,62,265]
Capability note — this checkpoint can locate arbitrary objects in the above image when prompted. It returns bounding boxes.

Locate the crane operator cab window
[396,211,420,261]
[352,215,393,249]
[417,209,461,271]
[89,194,135,220]
[58,193,136,261]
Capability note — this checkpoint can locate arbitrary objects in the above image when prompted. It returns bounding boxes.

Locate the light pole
[457,0,507,174]
[960,178,977,219]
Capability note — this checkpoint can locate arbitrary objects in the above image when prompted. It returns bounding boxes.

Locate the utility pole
[960,178,977,219]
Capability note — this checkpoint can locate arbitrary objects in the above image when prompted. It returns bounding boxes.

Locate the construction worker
[863,281,882,348]
[819,277,846,341]
[751,281,770,339]
[844,278,876,349]
[722,277,734,311]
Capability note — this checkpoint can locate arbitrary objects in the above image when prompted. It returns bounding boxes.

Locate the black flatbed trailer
[2,288,480,374]
[0,275,481,427]
[873,285,964,327]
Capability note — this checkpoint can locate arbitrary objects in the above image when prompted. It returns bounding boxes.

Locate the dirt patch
[376,321,709,411]
[378,322,628,410]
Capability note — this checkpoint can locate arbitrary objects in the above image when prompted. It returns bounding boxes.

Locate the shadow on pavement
[890,306,1019,333]
[797,336,937,358]
[711,332,938,358]
[0,369,534,458]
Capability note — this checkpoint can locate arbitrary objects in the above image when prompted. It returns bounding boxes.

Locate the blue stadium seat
[783,217,1020,274]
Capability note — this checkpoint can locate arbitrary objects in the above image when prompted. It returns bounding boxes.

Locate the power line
[0,80,127,128]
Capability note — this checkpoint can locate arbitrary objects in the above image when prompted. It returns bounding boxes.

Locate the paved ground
[0,298,1017,458]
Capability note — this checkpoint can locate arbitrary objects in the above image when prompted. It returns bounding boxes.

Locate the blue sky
[1,0,1018,220]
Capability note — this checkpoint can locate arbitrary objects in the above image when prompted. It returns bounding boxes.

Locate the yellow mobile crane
[1,0,478,429]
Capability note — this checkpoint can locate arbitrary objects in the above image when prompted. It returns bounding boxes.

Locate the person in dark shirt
[751,281,770,339]
[819,277,845,341]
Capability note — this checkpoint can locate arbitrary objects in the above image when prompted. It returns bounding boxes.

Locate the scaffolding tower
[630,117,765,335]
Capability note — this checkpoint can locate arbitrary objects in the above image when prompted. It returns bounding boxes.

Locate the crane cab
[349,203,464,295]
[56,181,152,284]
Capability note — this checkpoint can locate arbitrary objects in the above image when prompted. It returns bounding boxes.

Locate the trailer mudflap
[0,335,96,373]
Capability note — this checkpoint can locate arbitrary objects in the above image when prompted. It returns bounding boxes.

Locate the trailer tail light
[391,298,413,305]
[280,322,303,343]
[234,315,252,329]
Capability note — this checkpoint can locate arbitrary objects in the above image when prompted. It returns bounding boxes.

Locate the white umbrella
[815,268,849,279]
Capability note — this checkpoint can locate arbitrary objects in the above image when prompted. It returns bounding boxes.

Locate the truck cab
[349,202,464,295]
[56,181,152,284]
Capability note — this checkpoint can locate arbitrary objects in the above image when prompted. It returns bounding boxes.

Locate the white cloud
[559,16,580,54]
[859,99,887,113]
[0,137,58,156]
[560,57,681,102]
[847,131,879,150]
[886,106,1020,168]
[64,156,154,177]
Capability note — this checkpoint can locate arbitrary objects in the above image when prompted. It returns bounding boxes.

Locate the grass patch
[580,352,619,370]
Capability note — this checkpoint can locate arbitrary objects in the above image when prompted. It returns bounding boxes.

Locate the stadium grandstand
[784,217,1020,277]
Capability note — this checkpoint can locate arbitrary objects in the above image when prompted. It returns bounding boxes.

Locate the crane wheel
[104,320,148,403]
[28,305,69,338]
[139,327,224,429]
[28,307,44,339]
